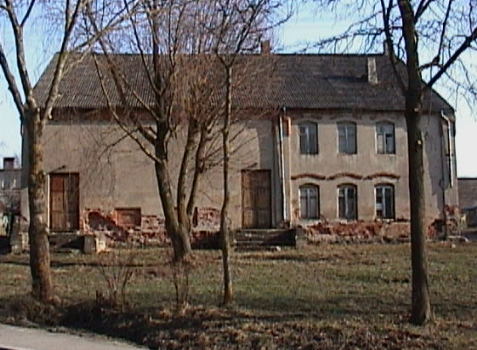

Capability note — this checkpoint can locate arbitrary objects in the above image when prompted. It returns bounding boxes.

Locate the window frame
[376,122,395,154]
[299,184,320,219]
[337,121,357,154]
[338,184,358,220]
[375,184,395,219]
[298,121,318,155]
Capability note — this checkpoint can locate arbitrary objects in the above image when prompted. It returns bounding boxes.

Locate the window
[338,184,357,220]
[299,122,318,154]
[299,185,319,219]
[376,122,395,154]
[375,184,395,219]
[338,122,357,154]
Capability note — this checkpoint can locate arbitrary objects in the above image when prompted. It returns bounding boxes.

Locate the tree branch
[0,43,25,118]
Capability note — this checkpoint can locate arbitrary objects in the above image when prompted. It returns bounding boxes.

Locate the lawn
[0,242,476,349]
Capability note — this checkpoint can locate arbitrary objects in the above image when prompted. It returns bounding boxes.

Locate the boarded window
[299,122,318,154]
[115,208,141,228]
[299,185,319,219]
[338,122,357,154]
[375,184,395,219]
[376,122,395,154]
[338,184,357,220]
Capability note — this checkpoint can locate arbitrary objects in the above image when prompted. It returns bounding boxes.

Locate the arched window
[376,122,395,154]
[299,184,319,219]
[337,122,357,154]
[299,122,318,154]
[375,184,395,219]
[338,184,357,220]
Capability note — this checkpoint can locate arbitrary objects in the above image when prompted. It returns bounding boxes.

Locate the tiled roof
[458,178,477,209]
[33,53,453,113]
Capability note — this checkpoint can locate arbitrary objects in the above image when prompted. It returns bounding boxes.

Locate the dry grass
[0,242,476,349]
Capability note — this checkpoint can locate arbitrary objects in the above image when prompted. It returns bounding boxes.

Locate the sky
[1,3,477,176]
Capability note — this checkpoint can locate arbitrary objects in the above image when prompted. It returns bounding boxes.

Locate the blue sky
[1,4,477,176]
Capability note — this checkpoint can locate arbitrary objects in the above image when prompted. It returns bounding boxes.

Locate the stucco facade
[24,107,458,235]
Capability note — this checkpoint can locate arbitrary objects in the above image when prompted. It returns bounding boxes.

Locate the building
[458,178,477,227]
[21,52,459,239]
[0,157,21,236]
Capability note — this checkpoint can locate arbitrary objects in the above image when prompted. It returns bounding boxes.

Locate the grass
[0,242,476,349]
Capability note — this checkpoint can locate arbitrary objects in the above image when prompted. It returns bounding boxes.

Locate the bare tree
[312,0,477,325]
[209,0,286,306]
[85,1,227,267]
[0,0,93,302]
[85,0,287,308]
[83,0,234,312]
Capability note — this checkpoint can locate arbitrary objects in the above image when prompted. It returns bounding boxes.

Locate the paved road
[0,323,146,350]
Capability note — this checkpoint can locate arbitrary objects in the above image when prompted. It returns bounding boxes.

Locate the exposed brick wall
[82,207,220,247]
[301,220,411,244]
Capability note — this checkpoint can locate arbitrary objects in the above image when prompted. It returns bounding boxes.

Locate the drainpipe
[278,107,287,223]
[440,110,455,239]
[438,116,448,240]
[440,110,454,187]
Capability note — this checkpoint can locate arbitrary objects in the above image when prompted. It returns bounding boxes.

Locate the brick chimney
[260,40,271,55]
[367,57,378,85]
[3,157,14,170]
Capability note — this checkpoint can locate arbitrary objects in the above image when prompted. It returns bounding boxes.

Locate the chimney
[367,57,378,85]
[3,157,14,170]
[383,40,390,56]
[260,40,271,55]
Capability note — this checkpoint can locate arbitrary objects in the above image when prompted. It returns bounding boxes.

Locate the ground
[0,242,476,349]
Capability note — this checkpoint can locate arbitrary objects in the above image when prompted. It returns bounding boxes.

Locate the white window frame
[376,122,395,154]
[299,184,320,219]
[337,122,357,154]
[338,184,357,220]
[375,184,395,219]
[299,122,318,155]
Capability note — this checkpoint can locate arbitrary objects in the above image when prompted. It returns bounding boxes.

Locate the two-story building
[22,52,458,239]
[0,157,21,235]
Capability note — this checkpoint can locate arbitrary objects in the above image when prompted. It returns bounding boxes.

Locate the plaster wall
[284,110,458,226]
[40,112,278,230]
[35,109,458,232]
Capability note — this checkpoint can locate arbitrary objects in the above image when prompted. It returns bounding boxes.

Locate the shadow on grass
[0,291,460,350]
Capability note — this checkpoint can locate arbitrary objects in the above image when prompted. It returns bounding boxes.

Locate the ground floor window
[338,184,357,220]
[375,184,395,219]
[299,185,319,219]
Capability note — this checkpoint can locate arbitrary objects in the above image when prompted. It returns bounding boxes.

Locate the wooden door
[242,170,271,229]
[50,173,79,231]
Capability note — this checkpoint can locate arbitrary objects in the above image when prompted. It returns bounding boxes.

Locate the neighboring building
[458,178,477,227]
[22,52,459,238]
[0,157,21,235]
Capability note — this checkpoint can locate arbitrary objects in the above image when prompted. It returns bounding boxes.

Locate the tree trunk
[154,158,192,262]
[220,66,233,306]
[406,111,432,325]
[177,119,200,234]
[398,0,432,325]
[26,110,54,302]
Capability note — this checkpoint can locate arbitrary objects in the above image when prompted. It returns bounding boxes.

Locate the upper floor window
[375,184,395,219]
[376,122,395,154]
[338,184,357,220]
[299,122,318,154]
[338,122,357,154]
[299,184,319,219]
